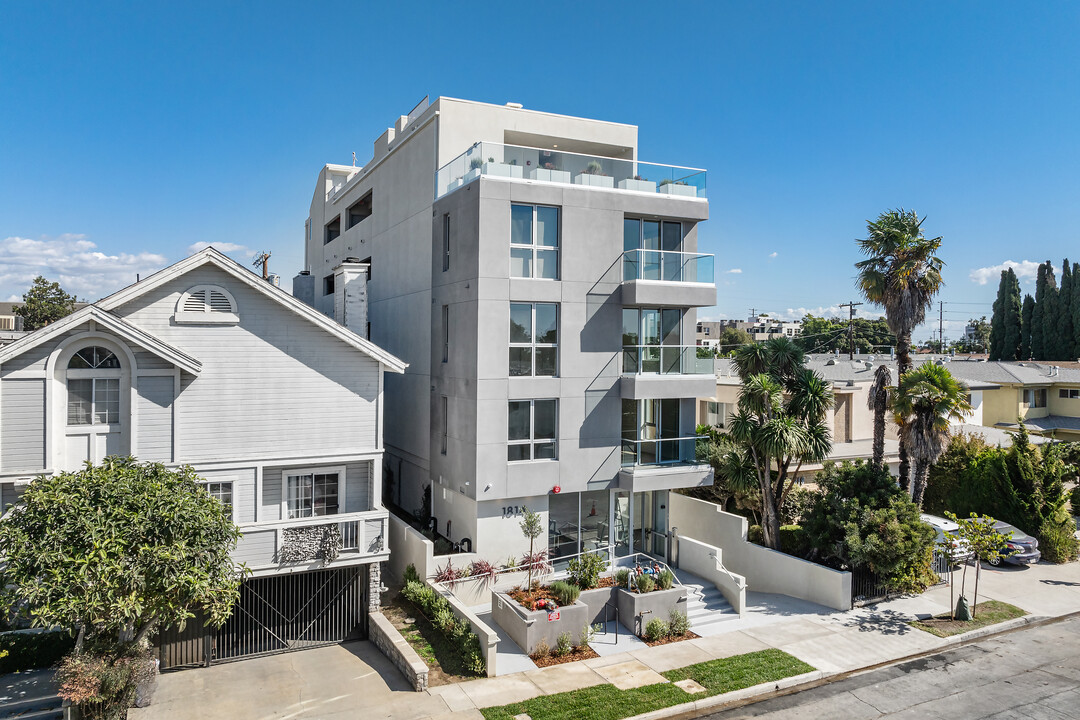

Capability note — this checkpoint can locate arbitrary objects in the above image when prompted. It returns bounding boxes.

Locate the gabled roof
[0,305,202,375]
[96,247,407,373]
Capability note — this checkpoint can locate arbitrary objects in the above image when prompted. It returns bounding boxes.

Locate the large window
[622,308,682,373]
[347,191,372,229]
[1024,388,1047,408]
[324,216,341,244]
[66,347,121,425]
[286,470,340,518]
[442,305,449,363]
[511,204,559,279]
[622,398,682,465]
[623,218,683,281]
[508,399,557,461]
[510,303,558,376]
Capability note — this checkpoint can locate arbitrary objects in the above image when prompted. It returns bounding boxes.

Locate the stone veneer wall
[368,563,382,613]
[368,611,428,692]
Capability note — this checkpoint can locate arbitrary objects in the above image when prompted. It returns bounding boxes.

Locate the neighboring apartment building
[695,316,800,349]
[298,97,715,566]
[0,248,406,668]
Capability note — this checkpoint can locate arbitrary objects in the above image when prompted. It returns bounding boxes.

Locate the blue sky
[2,1,1079,341]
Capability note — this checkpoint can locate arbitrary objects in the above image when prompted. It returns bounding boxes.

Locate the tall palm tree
[726,337,833,550]
[867,364,892,468]
[856,209,945,490]
[891,364,972,508]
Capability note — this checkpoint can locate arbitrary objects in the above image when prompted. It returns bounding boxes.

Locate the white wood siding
[263,460,372,519]
[198,467,256,524]
[135,376,173,462]
[1,483,24,513]
[133,350,173,370]
[232,529,277,565]
[1,379,45,472]
[113,266,382,464]
[343,461,371,513]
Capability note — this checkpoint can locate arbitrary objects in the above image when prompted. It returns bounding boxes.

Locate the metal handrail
[708,551,747,590]
[615,552,683,590]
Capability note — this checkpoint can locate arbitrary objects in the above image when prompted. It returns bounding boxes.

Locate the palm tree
[725,337,833,550]
[855,209,945,490]
[867,364,892,468]
[891,364,971,507]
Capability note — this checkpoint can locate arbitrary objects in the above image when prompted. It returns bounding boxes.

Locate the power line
[838,301,864,360]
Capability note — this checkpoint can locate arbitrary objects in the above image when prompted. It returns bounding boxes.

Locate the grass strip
[909,600,1026,638]
[480,649,814,720]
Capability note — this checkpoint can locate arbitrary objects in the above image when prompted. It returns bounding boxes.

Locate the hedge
[0,630,75,673]
[401,580,485,675]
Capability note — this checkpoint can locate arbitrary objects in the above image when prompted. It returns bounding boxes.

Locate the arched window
[67,346,122,425]
[175,285,239,324]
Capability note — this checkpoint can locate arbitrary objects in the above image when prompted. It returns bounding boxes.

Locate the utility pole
[838,301,863,360]
[938,301,944,353]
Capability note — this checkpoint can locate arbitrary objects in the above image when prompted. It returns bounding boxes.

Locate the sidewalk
[132,559,1080,720]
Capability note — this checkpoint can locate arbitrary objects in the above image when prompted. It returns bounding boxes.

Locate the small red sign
[548,611,560,622]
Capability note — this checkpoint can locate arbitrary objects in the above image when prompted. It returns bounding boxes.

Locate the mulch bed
[530,645,601,667]
[645,631,700,647]
[508,584,560,609]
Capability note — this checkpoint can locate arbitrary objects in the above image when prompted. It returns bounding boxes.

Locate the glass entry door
[630,491,669,561]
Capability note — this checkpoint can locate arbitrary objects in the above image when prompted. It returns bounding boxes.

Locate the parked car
[921,513,973,562]
[989,520,1041,565]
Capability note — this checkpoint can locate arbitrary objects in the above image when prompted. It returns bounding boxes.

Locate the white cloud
[725,268,742,274]
[187,241,249,255]
[969,260,1040,285]
[0,235,168,302]
[768,252,778,259]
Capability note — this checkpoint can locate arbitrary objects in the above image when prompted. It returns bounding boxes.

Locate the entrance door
[631,491,669,561]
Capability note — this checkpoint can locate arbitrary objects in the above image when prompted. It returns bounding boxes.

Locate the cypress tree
[989,270,1007,360]
[1031,262,1047,360]
[1043,262,1059,359]
[1021,294,1035,360]
[1002,268,1023,360]
[1072,262,1080,360]
[1060,260,1073,361]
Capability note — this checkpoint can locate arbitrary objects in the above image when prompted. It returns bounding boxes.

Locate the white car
[921,513,974,562]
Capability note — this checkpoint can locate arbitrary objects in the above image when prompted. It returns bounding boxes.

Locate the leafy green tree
[15,276,77,331]
[1020,294,1035,360]
[1031,261,1049,359]
[1071,261,1080,360]
[989,271,1008,360]
[722,337,832,550]
[891,364,972,507]
[990,270,1021,359]
[802,462,936,594]
[690,426,762,520]
[519,506,543,589]
[855,209,945,490]
[961,316,992,354]
[1060,260,1073,360]
[945,513,1009,617]
[717,326,753,353]
[1042,261,1060,359]
[796,315,895,354]
[867,364,891,468]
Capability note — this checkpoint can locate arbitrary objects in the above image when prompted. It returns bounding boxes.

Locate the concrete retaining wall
[387,514,478,588]
[678,536,747,615]
[368,611,429,692]
[437,586,499,677]
[615,586,687,637]
[671,494,852,611]
[491,592,591,655]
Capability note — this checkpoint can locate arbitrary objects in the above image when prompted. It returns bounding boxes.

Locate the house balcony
[618,437,712,493]
[435,141,706,200]
[620,345,717,399]
[621,250,716,307]
[234,509,389,578]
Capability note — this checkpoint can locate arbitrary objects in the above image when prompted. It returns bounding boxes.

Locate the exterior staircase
[676,570,739,634]
[0,693,63,720]
[1,670,63,720]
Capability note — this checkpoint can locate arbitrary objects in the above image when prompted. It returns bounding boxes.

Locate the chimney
[291,270,315,307]
[333,258,369,338]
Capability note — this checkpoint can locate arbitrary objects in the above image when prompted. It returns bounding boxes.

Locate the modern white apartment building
[297,97,716,567]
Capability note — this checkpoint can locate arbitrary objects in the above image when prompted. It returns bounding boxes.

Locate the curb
[627,670,830,720]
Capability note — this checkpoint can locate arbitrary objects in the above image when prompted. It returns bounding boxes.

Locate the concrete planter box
[574,173,615,188]
[577,586,617,625]
[618,178,658,193]
[530,168,571,183]
[658,183,697,198]
[491,591,590,655]
[615,586,687,637]
[482,162,523,179]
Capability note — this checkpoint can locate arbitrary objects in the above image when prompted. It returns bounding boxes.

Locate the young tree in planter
[946,512,1009,618]
[519,506,544,590]
[0,457,243,716]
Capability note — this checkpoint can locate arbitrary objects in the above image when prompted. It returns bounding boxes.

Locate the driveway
[129,641,452,720]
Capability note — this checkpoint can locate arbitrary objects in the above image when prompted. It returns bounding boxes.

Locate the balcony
[621,250,716,307]
[618,437,712,493]
[620,345,716,399]
[435,141,706,200]
[234,509,389,577]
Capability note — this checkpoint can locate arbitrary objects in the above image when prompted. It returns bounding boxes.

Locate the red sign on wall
[547,611,560,622]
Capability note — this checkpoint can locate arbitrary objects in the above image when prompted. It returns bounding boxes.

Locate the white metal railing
[612,553,684,589]
[709,551,747,590]
[621,345,715,375]
[621,249,714,284]
[239,509,388,569]
[621,436,706,467]
[435,141,706,199]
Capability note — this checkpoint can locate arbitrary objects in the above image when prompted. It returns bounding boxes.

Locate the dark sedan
[989,520,1041,565]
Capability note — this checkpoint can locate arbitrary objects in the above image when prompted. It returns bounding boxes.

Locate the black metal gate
[157,566,368,670]
[851,552,953,606]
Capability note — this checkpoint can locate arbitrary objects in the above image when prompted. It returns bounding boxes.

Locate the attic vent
[175,285,239,324]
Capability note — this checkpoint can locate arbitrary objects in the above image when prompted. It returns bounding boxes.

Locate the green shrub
[614,568,630,587]
[0,630,75,673]
[644,617,669,642]
[549,580,581,606]
[400,579,486,675]
[780,487,820,525]
[579,623,601,646]
[748,524,763,545]
[567,552,606,589]
[403,563,421,585]
[555,632,573,656]
[1070,484,1080,515]
[657,569,674,590]
[634,573,655,594]
[668,609,690,637]
[778,525,811,558]
[1038,518,1079,563]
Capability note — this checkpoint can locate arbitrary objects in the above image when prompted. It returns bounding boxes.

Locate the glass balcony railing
[622,249,714,284]
[435,141,706,200]
[620,436,704,467]
[621,345,714,375]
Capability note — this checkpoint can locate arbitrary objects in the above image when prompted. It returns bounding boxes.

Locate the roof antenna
[252,251,271,280]
[352,152,357,167]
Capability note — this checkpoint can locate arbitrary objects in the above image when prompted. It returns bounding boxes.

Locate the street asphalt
[699,615,1080,719]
